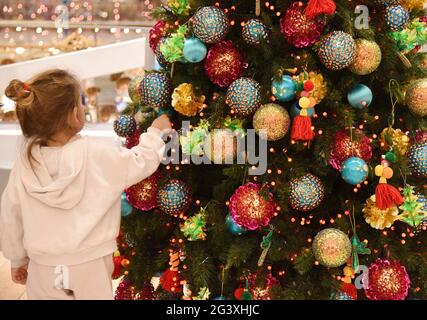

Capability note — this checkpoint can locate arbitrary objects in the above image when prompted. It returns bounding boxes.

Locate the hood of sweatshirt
[19,135,87,210]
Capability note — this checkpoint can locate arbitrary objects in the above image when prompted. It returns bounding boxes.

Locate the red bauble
[364,259,410,300]
[234,287,245,300]
[149,20,167,52]
[135,283,157,300]
[204,40,246,88]
[114,280,135,300]
[125,171,160,211]
[125,129,141,149]
[247,273,280,300]
[329,129,372,170]
[413,130,427,143]
[280,2,326,48]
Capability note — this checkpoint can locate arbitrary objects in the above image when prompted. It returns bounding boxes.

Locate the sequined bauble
[330,129,372,170]
[121,192,133,217]
[242,19,268,45]
[385,5,409,31]
[113,115,137,138]
[128,76,144,103]
[405,78,427,116]
[192,6,229,44]
[349,39,382,75]
[340,156,369,185]
[157,179,192,216]
[271,75,296,102]
[140,72,172,108]
[248,273,280,300]
[318,31,356,70]
[204,41,246,88]
[364,259,410,300]
[149,20,167,52]
[155,37,169,67]
[225,77,261,116]
[125,128,141,149]
[289,173,325,212]
[407,142,427,177]
[228,182,276,230]
[280,2,326,48]
[312,228,351,268]
[125,171,160,212]
[225,213,248,235]
[204,129,237,164]
[253,103,290,141]
[114,280,135,300]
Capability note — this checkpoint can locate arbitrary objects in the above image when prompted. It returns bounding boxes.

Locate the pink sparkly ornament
[228,183,276,230]
[413,130,427,143]
[149,20,167,52]
[247,273,280,300]
[125,171,160,211]
[364,259,410,300]
[280,2,326,49]
[329,129,372,170]
[204,41,246,88]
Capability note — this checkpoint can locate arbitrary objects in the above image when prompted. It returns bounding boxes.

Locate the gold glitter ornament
[172,83,206,117]
[253,103,290,141]
[362,195,399,229]
[405,78,427,116]
[295,71,327,104]
[312,228,351,268]
[349,39,382,75]
[380,128,410,156]
[204,129,237,164]
[400,0,425,10]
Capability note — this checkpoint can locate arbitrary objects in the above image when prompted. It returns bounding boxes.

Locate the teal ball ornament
[340,156,369,185]
[140,72,172,109]
[272,75,296,102]
[226,77,262,116]
[157,179,192,216]
[121,193,133,217]
[385,5,409,31]
[408,142,427,177]
[347,84,373,109]
[318,31,356,70]
[192,6,229,44]
[289,173,325,212]
[242,19,268,45]
[113,115,137,138]
[183,37,207,63]
[225,213,248,236]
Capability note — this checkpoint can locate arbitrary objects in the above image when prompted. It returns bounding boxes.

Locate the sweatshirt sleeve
[0,166,29,268]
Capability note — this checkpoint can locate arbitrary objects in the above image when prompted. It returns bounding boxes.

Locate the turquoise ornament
[289,173,325,212]
[408,142,427,177]
[183,37,207,63]
[385,5,409,31]
[192,6,229,44]
[340,156,369,185]
[121,193,133,217]
[318,31,356,70]
[271,75,296,102]
[140,72,172,109]
[347,84,373,109]
[113,115,137,138]
[225,213,248,235]
[242,19,268,45]
[226,77,262,116]
[157,179,192,216]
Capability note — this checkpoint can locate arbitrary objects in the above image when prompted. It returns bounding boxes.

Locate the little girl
[0,69,172,299]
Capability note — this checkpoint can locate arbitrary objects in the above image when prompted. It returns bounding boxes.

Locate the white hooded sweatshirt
[0,127,165,267]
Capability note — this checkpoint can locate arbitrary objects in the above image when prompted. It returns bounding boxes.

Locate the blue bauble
[242,19,268,45]
[113,114,137,137]
[289,174,325,212]
[121,192,133,217]
[183,37,207,63]
[318,31,356,70]
[408,142,427,177]
[226,77,262,116]
[385,5,409,31]
[225,213,248,235]
[192,6,229,44]
[157,179,192,216]
[214,296,228,300]
[340,156,369,185]
[140,72,172,108]
[416,194,427,211]
[290,101,315,118]
[272,75,296,102]
[347,84,373,109]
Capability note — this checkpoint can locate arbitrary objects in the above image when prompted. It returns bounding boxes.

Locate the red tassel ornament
[291,97,315,142]
[304,0,336,20]
[160,251,183,293]
[374,164,403,210]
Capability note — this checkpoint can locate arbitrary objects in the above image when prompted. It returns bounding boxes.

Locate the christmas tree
[113,0,427,300]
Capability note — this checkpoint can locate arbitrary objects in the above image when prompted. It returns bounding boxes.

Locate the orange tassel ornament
[291,96,315,142]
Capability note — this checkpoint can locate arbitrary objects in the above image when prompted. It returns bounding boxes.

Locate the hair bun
[5,79,32,102]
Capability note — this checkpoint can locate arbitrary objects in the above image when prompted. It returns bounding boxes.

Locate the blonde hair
[5,69,81,163]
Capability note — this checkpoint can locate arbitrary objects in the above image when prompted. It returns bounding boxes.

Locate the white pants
[26,255,114,300]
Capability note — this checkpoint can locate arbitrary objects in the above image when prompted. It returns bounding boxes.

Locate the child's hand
[11,265,28,285]
[151,114,173,131]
